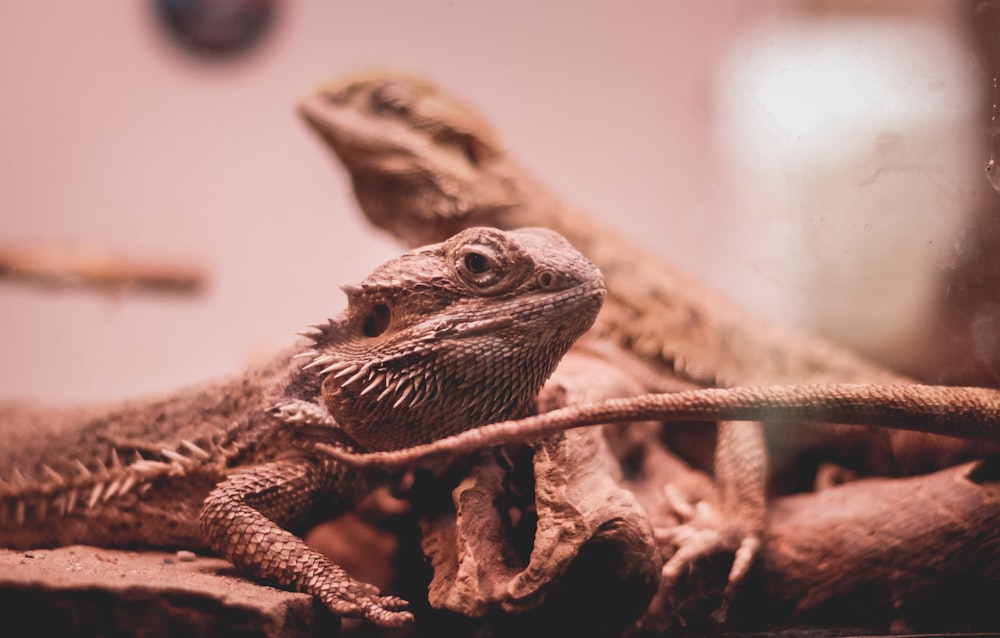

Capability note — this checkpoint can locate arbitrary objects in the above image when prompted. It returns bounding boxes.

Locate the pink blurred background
[0,1,995,406]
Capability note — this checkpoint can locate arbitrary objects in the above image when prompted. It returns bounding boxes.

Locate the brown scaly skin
[0,226,606,628]
[297,71,990,620]
[0,351,311,550]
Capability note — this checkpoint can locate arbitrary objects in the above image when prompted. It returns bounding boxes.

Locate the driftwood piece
[409,348,998,635]
[0,241,206,295]
[419,428,661,635]
[753,458,1000,631]
[635,459,1000,635]
[416,351,693,635]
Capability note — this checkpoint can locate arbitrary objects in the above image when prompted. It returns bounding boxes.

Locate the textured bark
[415,351,673,635]
[636,459,1000,635]
[754,459,1000,631]
[419,428,661,636]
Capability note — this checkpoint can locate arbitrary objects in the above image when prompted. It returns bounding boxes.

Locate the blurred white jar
[713,15,981,365]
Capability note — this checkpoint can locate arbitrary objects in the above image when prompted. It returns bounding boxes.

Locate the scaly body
[0,226,606,627]
[0,350,305,549]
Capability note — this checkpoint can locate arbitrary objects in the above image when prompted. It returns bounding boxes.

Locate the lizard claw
[321,588,414,628]
[648,483,762,628]
[356,595,414,628]
[645,419,767,626]
[655,522,758,590]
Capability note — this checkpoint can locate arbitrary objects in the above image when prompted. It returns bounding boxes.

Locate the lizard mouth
[298,96,421,171]
[402,278,605,343]
[298,93,486,185]
[501,278,607,332]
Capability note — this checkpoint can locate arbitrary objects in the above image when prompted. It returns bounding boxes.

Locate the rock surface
[0,545,337,638]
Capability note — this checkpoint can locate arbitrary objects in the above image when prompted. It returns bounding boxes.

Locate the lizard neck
[321,324,568,451]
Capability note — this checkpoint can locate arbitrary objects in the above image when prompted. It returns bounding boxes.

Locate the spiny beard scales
[321,333,570,451]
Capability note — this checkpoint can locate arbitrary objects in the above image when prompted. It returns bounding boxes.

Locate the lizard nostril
[325,85,355,105]
[537,271,556,289]
[462,137,481,166]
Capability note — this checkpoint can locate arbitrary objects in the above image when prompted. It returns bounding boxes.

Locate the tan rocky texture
[0,545,336,638]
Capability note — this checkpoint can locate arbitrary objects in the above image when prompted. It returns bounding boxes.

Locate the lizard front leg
[199,459,413,628]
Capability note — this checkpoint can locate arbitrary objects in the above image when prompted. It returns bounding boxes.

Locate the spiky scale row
[270,400,335,427]
[276,348,428,424]
[339,364,374,388]
[0,438,218,527]
[332,362,428,413]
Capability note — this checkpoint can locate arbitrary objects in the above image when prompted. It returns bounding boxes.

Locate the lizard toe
[369,594,410,612]
[652,519,761,627]
[360,600,414,628]
[321,587,413,628]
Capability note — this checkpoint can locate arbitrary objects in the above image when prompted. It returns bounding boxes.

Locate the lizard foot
[319,585,413,628]
[654,521,759,621]
[646,477,763,629]
[200,459,415,629]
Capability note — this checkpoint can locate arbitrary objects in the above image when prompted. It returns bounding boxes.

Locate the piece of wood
[0,241,206,295]
[644,459,1000,634]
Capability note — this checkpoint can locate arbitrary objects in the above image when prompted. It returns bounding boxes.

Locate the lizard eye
[464,252,490,274]
[446,229,526,295]
[363,303,391,337]
[456,246,505,289]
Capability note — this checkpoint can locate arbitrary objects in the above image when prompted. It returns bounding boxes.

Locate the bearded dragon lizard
[0,226,606,628]
[297,72,988,610]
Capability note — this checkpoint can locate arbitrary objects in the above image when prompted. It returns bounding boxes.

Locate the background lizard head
[298,72,523,246]
[304,226,605,451]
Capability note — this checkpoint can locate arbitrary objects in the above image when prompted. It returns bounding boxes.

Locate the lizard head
[302,226,605,451]
[298,72,523,246]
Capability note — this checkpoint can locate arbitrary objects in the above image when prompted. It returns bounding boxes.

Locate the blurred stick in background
[0,240,207,296]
